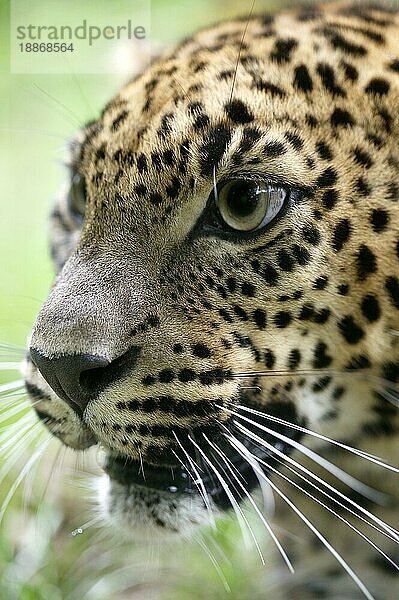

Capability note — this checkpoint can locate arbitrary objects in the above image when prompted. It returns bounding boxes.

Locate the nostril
[29,346,141,417]
[79,346,141,393]
[29,348,110,416]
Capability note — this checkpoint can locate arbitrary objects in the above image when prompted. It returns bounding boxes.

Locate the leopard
[21,1,399,598]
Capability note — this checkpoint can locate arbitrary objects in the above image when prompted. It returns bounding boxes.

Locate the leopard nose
[29,349,110,417]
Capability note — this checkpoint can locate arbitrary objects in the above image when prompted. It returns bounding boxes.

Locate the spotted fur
[23,2,398,597]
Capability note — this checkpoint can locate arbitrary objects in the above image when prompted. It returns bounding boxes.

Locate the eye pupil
[213,179,288,233]
[225,181,260,218]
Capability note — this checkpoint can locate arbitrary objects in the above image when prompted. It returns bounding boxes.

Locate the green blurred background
[0,1,284,598]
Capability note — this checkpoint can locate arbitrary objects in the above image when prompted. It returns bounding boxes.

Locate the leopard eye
[215,180,288,232]
[68,173,87,222]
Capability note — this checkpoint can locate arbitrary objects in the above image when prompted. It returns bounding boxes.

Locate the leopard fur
[23,1,398,597]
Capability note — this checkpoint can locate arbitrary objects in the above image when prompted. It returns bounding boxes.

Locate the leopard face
[24,0,398,541]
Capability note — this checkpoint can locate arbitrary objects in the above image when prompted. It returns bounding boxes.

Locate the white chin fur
[96,474,218,539]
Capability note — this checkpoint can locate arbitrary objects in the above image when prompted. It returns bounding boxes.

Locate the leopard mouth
[103,418,300,512]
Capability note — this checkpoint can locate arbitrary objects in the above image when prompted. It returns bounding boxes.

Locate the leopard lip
[102,428,298,511]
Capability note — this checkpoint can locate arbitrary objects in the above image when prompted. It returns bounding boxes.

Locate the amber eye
[68,173,87,222]
[216,180,287,232]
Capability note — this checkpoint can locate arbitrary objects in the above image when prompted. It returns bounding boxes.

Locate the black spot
[314,308,330,324]
[321,27,367,56]
[166,176,181,200]
[239,127,262,153]
[370,209,389,233]
[332,219,351,251]
[264,140,287,157]
[338,284,349,296]
[262,263,279,285]
[316,62,346,97]
[298,303,314,321]
[278,249,294,272]
[178,369,196,383]
[255,80,287,99]
[302,225,320,245]
[200,125,232,177]
[264,349,275,369]
[270,38,298,64]
[385,276,399,309]
[356,245,377,280]
[316,141,333,160]
[136,153,148,173]
[361,295,381,322]
[233,305,248,321]
[291,245,311,265]
[293,64,313,92]
[322,189,338,210]
[338,316,364,344]
[194,114,210,130]
[356,176,371,197]
[253,309,267,330]
[274,311,292,328]
[288,349,301,370]
[173,343,184,354]
[333,386,345,400]
[312,376,332,392]
[227,277,237,292]
[134,184,147,197]
[306,114,318,127]
[340,60,358,82]
[382,361,399,383]
[242,282,256,297]
[225,99,254,124]
[365,78,390,95]
[111,110,129,131]
[218,308,234,323]
[284,132,304,150]
[388,59,399,72]
[313,342,332,369]
[354,146,373,169]
[142,375,156,386]
[158,369,175,383]
[149,193,162,206]
[313,276,328,290]
[366,133,383,149]
[317,167,337,188]
[162,149,175,166]
[191,343,212,359]
[331,108,355,127]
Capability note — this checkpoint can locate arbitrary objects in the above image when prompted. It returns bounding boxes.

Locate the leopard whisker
[0,362,22,371]
[234,421,399,547]
[0,341,25,354]
[70,515,103,537]
[228,0,257,104]
[233,403,399,473]
[172,432,216,526]
[0,432,52,523]
[193,534,231,593]
[0,398,36,424]
[187,433,258,555]
[203,432,293,573]
[229,411,399,541]
[0,379,25,395]
[216,418,275,513]
[0,422,45,487]
[221,406,387,505]
[227,434,376,600]
[265,450,399,572]
[0,416,37,455]
[231,368,399,394]
[377,388,399,408]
